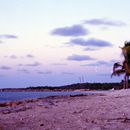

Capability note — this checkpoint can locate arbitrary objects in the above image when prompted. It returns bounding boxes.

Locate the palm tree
[111,41,130,89]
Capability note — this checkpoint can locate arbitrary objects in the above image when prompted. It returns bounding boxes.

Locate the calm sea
[0,91,106,102]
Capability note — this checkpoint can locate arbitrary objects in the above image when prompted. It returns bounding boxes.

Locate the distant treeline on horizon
[27,82,124,90]
[1,82,127,91]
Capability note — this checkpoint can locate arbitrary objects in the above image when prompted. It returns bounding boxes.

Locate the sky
[0,0,130,88]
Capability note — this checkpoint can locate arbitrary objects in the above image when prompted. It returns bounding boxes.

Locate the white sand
[0,89,130,130]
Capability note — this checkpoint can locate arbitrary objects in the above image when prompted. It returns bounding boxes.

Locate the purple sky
[0,0,129,88]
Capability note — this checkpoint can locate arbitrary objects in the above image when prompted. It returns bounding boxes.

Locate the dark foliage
[27,82,123,91]
[125,41,130,47]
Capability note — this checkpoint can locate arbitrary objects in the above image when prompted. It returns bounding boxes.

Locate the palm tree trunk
[126,75,128,89]
[124,75,129,89]
[124,75,127,89]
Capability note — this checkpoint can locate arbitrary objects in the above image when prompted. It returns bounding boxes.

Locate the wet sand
[0,89,130,130]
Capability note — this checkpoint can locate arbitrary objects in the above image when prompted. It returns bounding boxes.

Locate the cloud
[94,61,112,67]
[61,72,75,75]
[18,69,30,74]
[51,63,67,66]
[18,62,41,67]
[0,66,11,70]
[37,71,52,74]
[67,54,95,61]
[81,63,97,67]
[81,60,112,66]
[26,54,34,58]
[85,18,126,27]
[25,62,40,67]
[4,54,35,59]
[4,55,18,59]
[69,38,112,47]
[0,34,18,39]
[84,47,98,51]
[10,55,18,59]
[51,24,89,37]
[0,34,17,44]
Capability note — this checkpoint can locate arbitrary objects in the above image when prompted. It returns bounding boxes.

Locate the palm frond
[111,69,125,77]
[113,62,123,72]
[122,42,130,60]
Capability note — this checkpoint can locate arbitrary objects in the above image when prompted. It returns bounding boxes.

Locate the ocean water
[0,91,85,102]
[0,91,106,102]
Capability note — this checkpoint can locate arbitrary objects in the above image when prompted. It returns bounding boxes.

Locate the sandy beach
[0,89,130,130]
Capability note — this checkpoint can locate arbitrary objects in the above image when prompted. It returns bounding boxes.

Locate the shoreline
[0,92,104,106]
[0,90,107,103]
[0,89,130,130]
